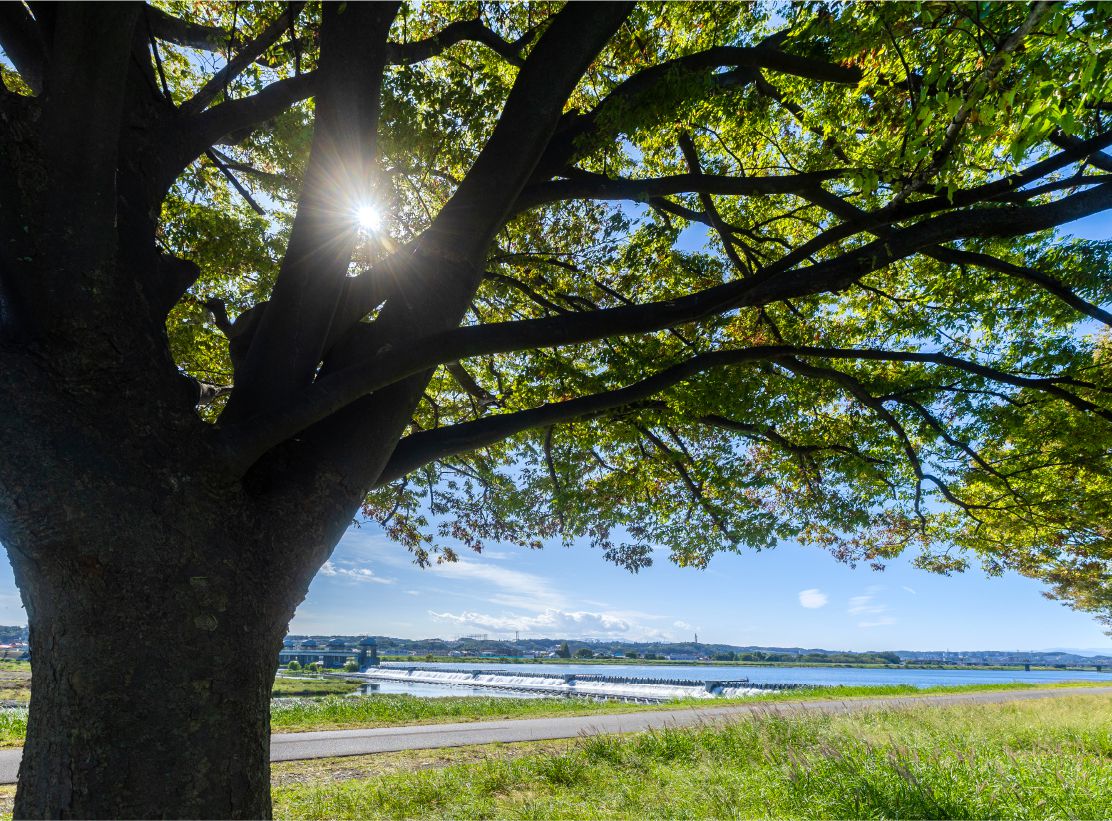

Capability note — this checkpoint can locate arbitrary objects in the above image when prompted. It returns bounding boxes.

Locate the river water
[354,660,1109,699]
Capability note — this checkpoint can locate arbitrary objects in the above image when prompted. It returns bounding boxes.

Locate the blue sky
[285,524,1110,651]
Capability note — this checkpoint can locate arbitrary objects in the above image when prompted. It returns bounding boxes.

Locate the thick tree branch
[387,17,536,67]
[515,168,845,213]
[145,6,228,50]
[228,317,1112,478]
[167,71,316,188]
[375,347,783,484]
[399,3,635,272]
[374,336,1112,485]
[297,2,635,493]
[1052,132,1112,173]
[33,5,140,330]
[220,2,399,423]
[179,4,304,117]
[803,181,1112,328]
[0,2,46,93]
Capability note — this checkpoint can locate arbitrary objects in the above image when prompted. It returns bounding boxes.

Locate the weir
[359,666,811,702]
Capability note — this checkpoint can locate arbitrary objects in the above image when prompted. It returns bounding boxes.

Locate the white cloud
[429,608,672,640]
[848,593,896,628]
[674,620,694,630]
[320,560,395,585]
[405,590,421,597]
[798,589,828,609]
[427,558,566,612]
[902,586,917,595]
[848,594,886,615]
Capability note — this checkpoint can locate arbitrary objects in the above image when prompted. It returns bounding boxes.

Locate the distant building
[278,636,379,669]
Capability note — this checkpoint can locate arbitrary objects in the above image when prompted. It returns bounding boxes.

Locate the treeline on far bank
[707,650,902,664]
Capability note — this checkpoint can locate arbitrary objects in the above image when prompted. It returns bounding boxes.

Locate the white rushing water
[359,667,772,700]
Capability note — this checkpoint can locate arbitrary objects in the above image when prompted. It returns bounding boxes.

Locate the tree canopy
[7,1,1110,620]
[2,4,1112,811]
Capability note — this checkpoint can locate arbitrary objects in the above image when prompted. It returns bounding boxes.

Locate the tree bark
[0,342,336,818]
[13,561,285,818]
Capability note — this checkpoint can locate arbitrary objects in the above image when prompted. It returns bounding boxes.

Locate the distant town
[283,633,1111,670]
[0,623,1105,670]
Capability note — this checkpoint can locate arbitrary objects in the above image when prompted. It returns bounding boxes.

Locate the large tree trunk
[0,345,346,818]
[14,560,284,818]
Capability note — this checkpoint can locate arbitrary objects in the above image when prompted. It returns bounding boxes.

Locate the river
[353,660,1109,698]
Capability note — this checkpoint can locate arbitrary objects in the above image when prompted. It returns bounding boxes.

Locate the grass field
[272,692,1112,819]
[0,681,1103,749]
[272,676,365,698]
[269,680,1108,734]
[0,664,29,704]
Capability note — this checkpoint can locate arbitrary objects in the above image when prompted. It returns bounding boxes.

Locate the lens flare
[355,205,382,232]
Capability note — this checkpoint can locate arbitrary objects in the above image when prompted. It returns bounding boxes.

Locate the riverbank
[272,676,365,698]
[381,654,1107,672]
[0,681,1106,749]
[271,691,1112,819]
[272,681,1107,735]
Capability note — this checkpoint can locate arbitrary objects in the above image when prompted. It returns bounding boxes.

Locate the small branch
[928,246,1112,328]
[204,150,266,215]
[445,361,496,408]
[895,2,1052,202]
[636,423,730,534]
[677,131,753,277]
[180,3,305,116]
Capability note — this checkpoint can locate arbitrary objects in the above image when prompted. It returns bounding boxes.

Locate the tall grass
[0,709,26,748]
[273,693,1112,819]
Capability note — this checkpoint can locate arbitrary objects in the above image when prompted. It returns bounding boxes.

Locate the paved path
[0,686,1108,784]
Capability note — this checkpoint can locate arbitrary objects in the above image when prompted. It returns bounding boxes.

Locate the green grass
[273,692,1112,819]
[269,680,1109,734]
[0,681,1102,748]
[271,676,364,697]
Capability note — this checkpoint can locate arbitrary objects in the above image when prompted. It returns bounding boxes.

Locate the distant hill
[284,634,1111,666]
[0,625,27,644]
